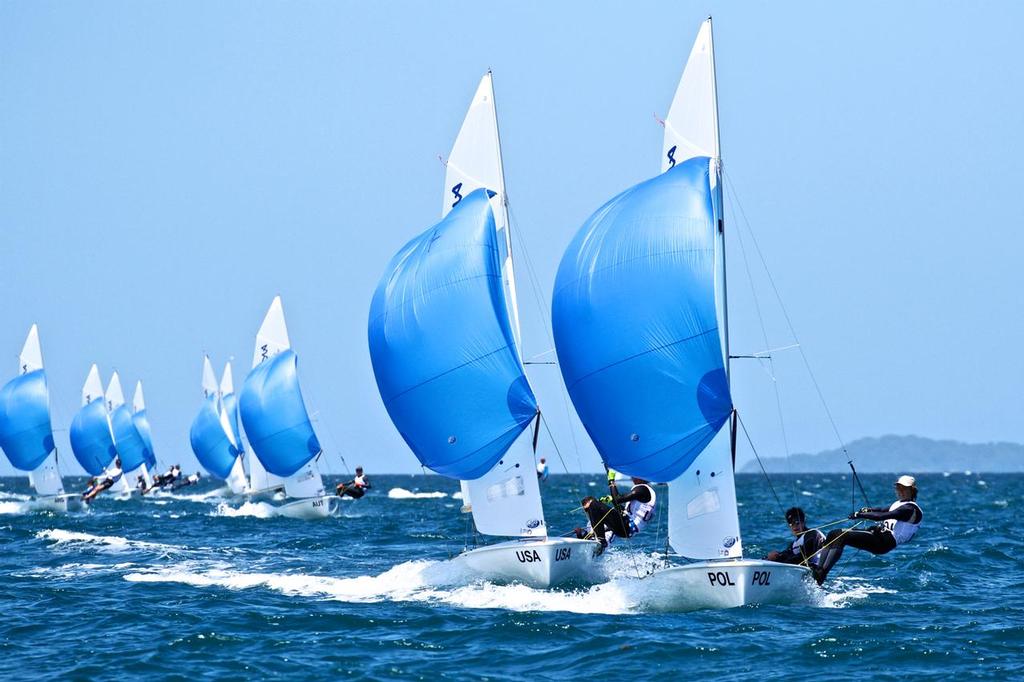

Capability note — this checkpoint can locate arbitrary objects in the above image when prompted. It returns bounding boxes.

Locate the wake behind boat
[368,72,600,588]
[551,17,812,608]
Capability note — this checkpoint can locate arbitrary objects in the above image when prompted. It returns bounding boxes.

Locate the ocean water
[0,472,1019,680]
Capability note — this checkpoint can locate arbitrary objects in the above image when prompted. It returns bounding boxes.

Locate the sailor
[813,474,923,585]
[82,457,124,502]
[136,474,151,495]
[336,466,371,499]
[765,507,825,566]
[173,471,201,490]
[536,458,549,482]
[153,463,181,489]
[574,471,657,549]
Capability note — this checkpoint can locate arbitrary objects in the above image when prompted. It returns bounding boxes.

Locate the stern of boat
[454,537,602,589]
[643,559,814,611]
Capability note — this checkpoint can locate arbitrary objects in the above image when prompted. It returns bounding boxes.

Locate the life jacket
[791,528,825,565]
[882,499,922,545]
[353,474,367,488]
[625,484,657,535]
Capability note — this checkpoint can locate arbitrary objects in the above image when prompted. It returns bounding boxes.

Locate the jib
[516,550,542,563]
[751,571,771,586]
[555,547,572,562]
[707,571,735,586]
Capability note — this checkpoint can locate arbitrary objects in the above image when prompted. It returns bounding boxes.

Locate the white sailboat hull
[30,493,85,513]
[275,495,338,520]
[452,537,602,589]
[644,559,813,611]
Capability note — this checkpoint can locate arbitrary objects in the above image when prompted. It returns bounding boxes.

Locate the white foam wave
[0,501,30,515]
[36,529,182,554]
[387,488,447,500]
[0,491,31,501]
[813,576,896,608]
[212,501,279,518]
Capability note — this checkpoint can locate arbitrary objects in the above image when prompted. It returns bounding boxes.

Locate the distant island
[739,435,1024,474]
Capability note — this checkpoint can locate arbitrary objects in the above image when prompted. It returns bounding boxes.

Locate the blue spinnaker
[132,410,157,469]
[221,393,243,451]
[0,370,55,472]
[368,188,538,480]
[239,349,320,478]
[110,405,147,473]
[552,157,732,482]
[189,396,239,480]
[70,400,118,476]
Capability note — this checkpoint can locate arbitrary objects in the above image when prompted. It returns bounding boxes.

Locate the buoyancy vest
[626,484,657,535]
[791,528,826,565]
[883,499,922,545]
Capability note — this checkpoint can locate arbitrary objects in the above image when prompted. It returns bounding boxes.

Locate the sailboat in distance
[189,355,247,495]
[368,72,600,588]
[0,326,82,512]
[238,296,336,519]
[108,372,153,494]
[551,18,811,608]
[70,365,121,493]
[131,381,158,476]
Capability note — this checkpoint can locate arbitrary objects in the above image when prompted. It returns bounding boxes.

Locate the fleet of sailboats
[0,16,830,608]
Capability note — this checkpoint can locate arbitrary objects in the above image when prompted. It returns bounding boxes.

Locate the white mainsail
[202,355,219,399]
[443,72,545,539]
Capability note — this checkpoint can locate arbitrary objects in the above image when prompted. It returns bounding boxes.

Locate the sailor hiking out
[765,507,825,566]
[336,466,371,499]
[575,470,657,549]
[813,475,923,584]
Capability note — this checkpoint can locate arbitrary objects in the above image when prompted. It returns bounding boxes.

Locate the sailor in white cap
[812,474,923,585]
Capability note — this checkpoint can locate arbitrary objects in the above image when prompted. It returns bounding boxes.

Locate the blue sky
[2,2,1021,475]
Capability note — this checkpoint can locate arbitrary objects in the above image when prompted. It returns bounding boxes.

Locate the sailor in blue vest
[765,507,826,566]
[574,470,657,550]
[813,475,923,585]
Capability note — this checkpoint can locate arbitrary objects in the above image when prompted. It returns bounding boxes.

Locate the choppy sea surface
[0,472,1019,680]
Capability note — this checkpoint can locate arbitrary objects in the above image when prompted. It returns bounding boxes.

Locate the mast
[705,17,738,467]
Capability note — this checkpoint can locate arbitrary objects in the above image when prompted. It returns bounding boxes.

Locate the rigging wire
[506,201,585,474]
[736,411,786,518]
[723,171,869,507]
[727,187,798,504]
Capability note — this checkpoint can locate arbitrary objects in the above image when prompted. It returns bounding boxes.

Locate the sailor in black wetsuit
[574,471,657,549]
[765,507,825,567]
[814,475,923,585]
[336,466,371,499]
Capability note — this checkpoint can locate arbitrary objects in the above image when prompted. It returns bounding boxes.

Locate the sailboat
[551,18,811,608]
[131,381,158,478]
[105,372,147,497]
[368,72,600,588]
[0,325,82,512]
[238,296,336,519]
[189,355,247,494]
[219,361,253,494]
[70,365,125,499]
